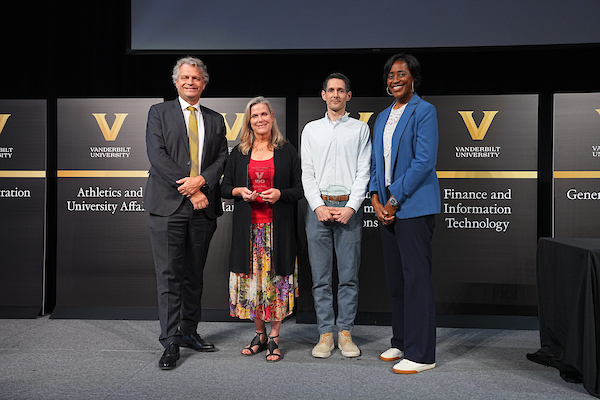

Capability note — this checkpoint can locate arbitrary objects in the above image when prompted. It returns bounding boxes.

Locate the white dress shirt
[301,112,372,212]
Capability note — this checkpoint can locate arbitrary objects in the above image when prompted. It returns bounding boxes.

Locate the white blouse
[383,104,406,187]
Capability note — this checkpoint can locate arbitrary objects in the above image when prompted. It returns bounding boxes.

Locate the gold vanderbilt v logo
[458,111,499,141]
[221,112,244,141]
[0,114,11,135]
[596,109,600,116]
[357,112,374,124]
[92,113,129,141]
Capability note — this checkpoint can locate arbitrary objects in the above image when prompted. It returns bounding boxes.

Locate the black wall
[3,1,600,313]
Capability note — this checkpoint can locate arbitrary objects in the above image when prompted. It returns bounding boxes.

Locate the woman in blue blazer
[370,53,441,374]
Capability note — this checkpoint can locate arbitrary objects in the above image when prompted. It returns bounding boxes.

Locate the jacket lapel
[171,100,189,151]
[390,94,420,173]
[199,105,212,168]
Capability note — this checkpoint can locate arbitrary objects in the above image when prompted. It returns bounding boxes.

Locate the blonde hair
[238,96,285,155]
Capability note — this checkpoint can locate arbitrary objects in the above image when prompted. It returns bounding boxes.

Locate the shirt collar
[324,111,349,125]
[178,96,199,111]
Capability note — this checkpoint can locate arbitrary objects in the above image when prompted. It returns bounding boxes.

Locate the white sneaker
[312,333,335,358]
[380,347,404,361]
[393,358,436,374]
[338,330,360,357]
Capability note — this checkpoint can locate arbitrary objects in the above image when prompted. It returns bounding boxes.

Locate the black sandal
[242,331,267,356]
[266,334,283,362]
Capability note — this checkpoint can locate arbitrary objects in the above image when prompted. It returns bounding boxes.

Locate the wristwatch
[389,196,399,208]
[200,184,210,196]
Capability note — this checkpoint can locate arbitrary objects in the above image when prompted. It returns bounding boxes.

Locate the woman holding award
[221,96,303,362]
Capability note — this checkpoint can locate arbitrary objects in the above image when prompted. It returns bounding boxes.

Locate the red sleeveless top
[248,157,274,223]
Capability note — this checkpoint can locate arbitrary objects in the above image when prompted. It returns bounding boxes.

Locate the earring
[386,87,394,96]
[412,81,415,93]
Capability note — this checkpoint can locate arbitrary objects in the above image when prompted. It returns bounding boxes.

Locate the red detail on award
[248,158,274,223]
[247,158,274,194]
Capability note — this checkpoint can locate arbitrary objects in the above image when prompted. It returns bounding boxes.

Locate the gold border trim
[554,171,600,178]
[0,171,46,178]
[57,170,149,178]
[437,171,537,179]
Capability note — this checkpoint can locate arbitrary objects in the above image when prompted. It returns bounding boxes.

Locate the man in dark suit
[145,56,228,370]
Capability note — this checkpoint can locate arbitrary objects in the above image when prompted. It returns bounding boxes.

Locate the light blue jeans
[305,200,363,334]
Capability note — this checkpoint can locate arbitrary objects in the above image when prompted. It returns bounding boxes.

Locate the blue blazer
[369,94,441,219]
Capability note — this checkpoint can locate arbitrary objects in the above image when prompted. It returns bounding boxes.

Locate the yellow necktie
[187,106,199,177]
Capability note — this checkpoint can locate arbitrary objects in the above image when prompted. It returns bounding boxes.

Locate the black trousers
[379,214,436,364]
[148,200,217,347]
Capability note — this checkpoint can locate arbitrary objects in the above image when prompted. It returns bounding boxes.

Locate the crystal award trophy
[247,165,273,194]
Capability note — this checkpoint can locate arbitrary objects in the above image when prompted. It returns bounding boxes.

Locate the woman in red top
[221,96,303,362]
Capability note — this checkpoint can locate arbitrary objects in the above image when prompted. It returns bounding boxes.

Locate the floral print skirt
[229,222,298,322]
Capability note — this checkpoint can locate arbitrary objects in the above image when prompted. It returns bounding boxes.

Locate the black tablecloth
[527,238,600,398]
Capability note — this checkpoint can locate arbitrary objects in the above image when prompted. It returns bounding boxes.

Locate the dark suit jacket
[145,99,228,218]
[221,142,303,276]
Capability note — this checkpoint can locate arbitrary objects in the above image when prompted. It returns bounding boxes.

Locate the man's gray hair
[172,56,210,85]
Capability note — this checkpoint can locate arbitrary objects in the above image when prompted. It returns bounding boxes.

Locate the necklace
[254,142,268,151]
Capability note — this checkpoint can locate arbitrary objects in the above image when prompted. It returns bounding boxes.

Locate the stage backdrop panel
[554,93,600,237]
[298,95,538,325]
[433,94,539,317]
[53,98,161,319]
[0,100,46,318]
[53,97,286,320]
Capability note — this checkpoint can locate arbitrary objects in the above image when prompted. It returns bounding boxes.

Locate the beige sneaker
[312,332,335,358]
[338,330,361,357]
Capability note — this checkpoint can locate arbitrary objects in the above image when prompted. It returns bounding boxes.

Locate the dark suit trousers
[379,214,436,364]
[148,200,217,347]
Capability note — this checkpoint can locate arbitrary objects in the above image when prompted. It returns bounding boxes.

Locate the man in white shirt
[301,73,372,358]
